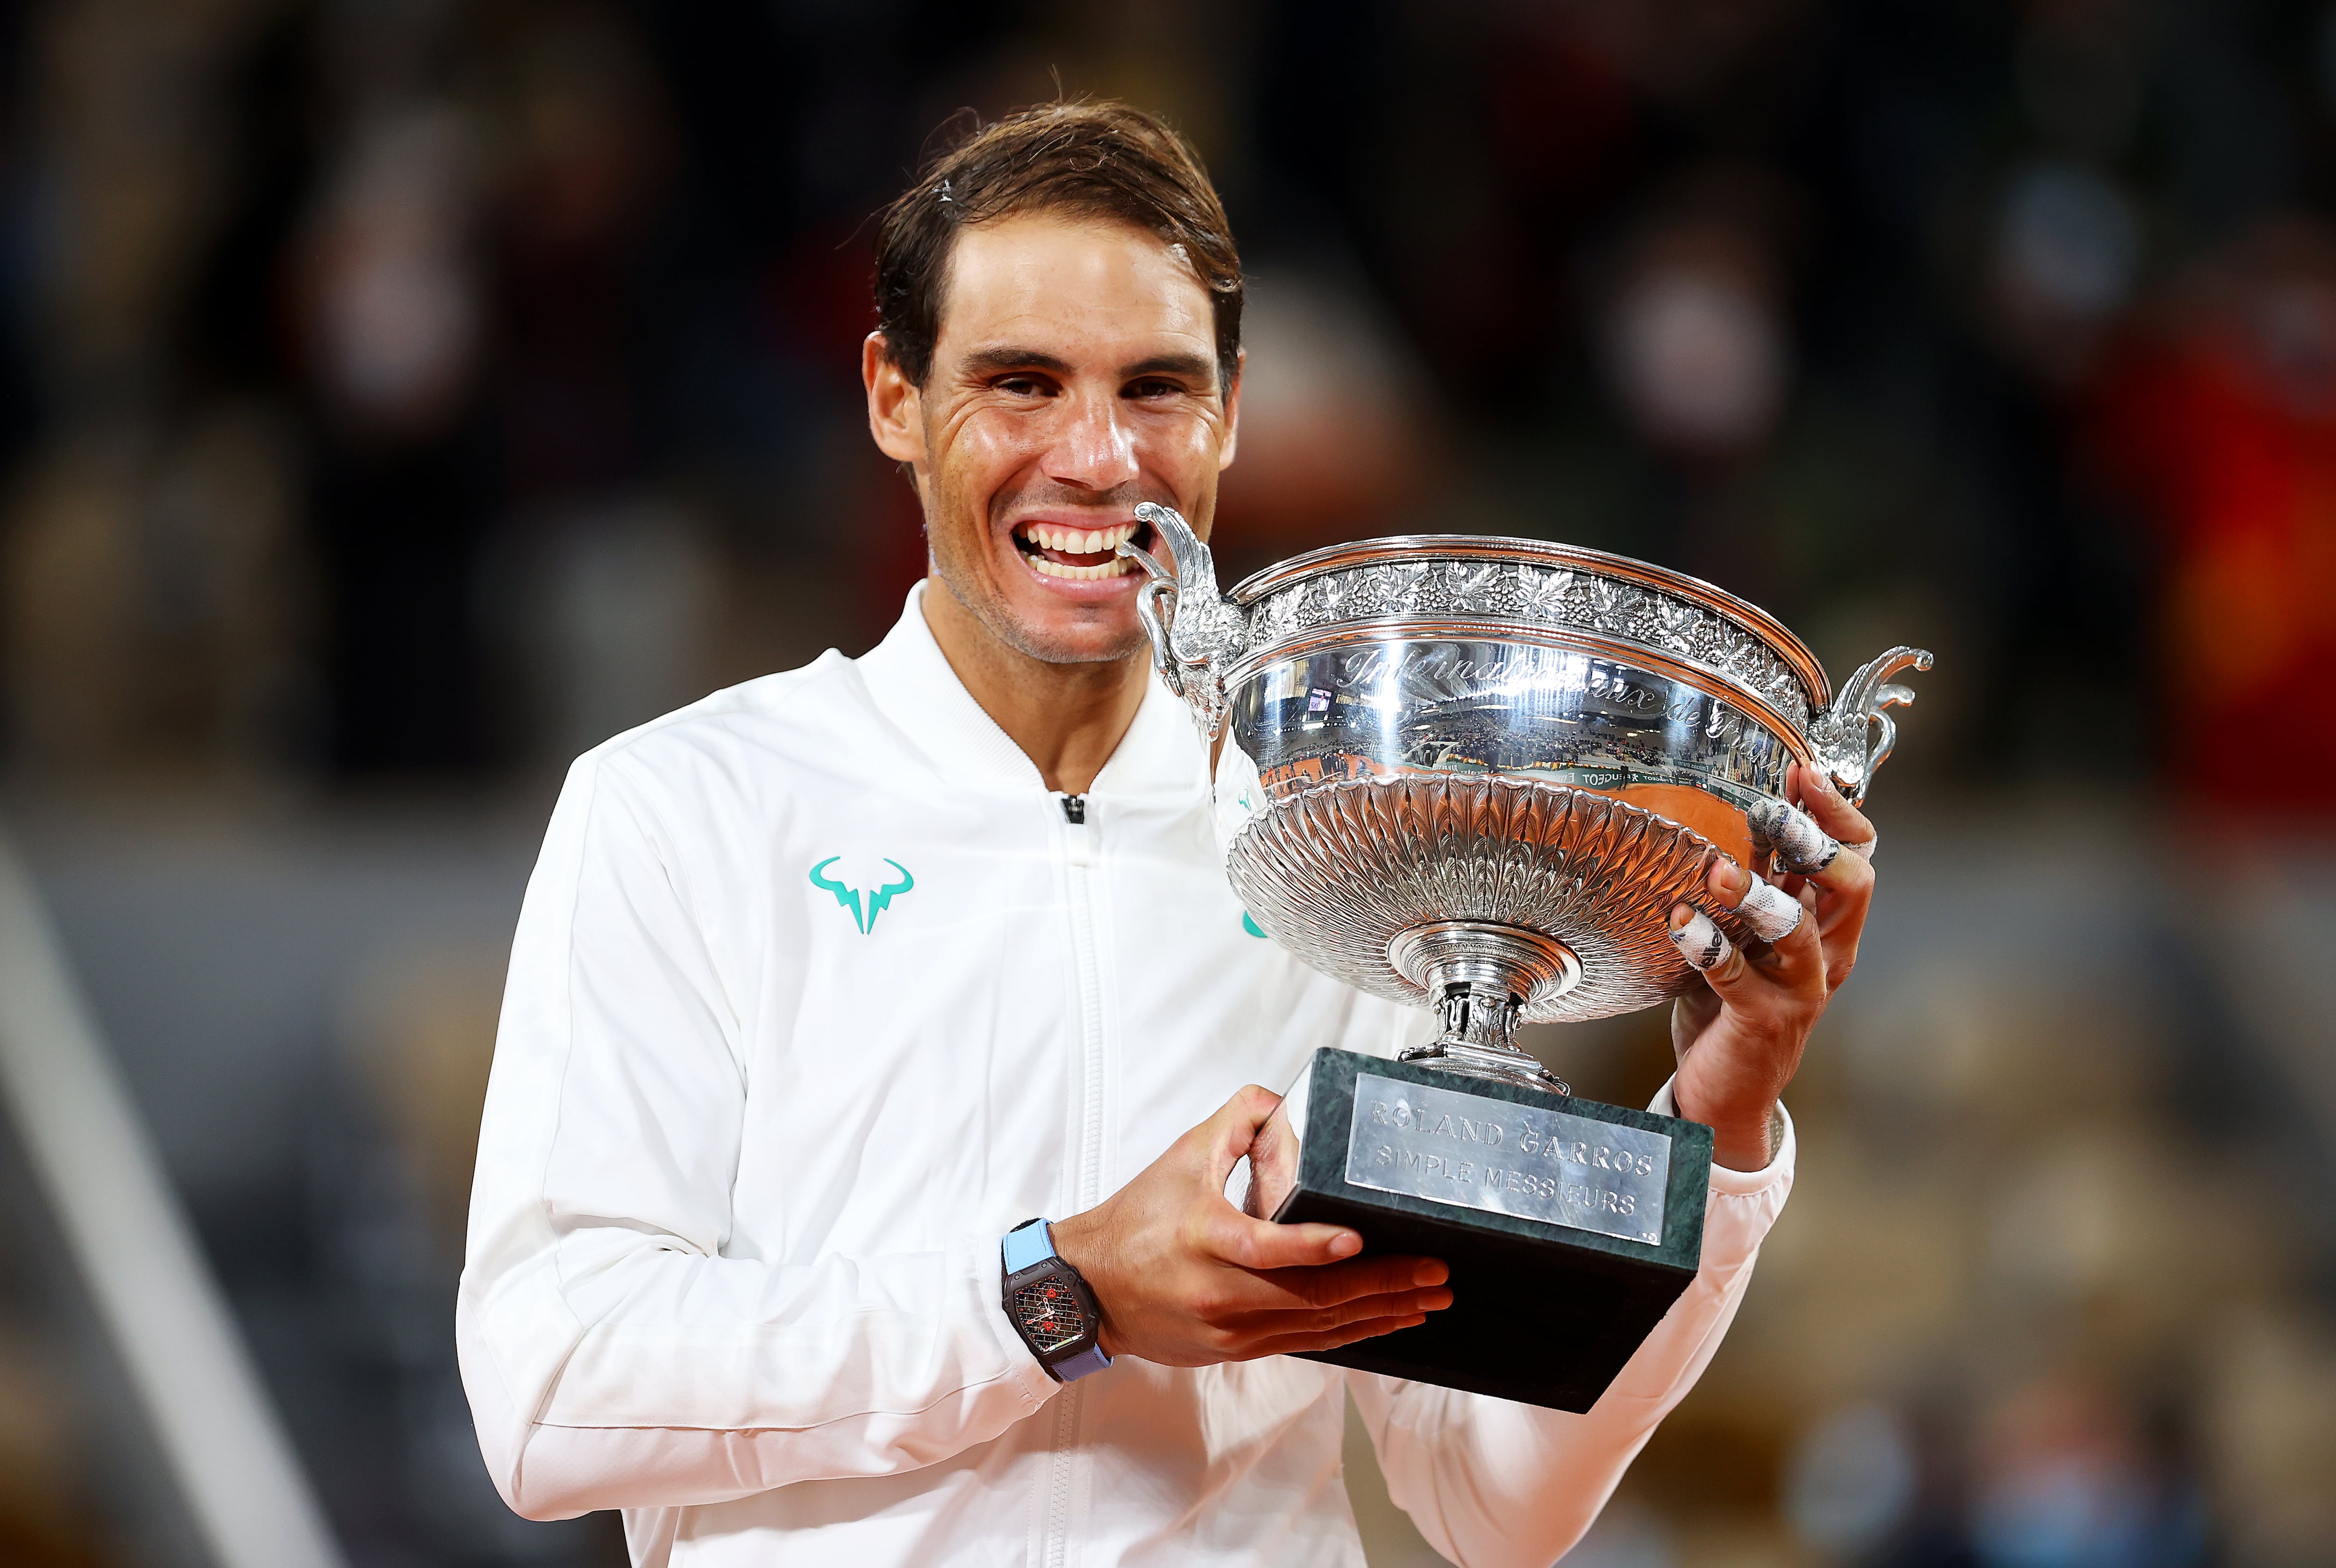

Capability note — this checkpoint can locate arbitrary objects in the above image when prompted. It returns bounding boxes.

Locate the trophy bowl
[1123,504,1930,1090]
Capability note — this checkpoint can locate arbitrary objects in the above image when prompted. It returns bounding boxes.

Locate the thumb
[1196,1088,1360,1266]
[1243,1098,1303,1220]
[1200,1085,1284,1186]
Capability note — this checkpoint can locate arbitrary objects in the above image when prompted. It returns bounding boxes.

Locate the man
[459,101,1879,1567]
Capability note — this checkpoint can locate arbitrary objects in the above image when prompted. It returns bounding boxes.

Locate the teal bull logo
[808,857,915,935]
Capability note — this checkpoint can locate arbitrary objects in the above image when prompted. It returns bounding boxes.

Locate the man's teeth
[1016,519,1140,581]
[1029,555,1137,580]
[1022,522,1137,553]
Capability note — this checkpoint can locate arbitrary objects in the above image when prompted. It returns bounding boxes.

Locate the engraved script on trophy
[1343,1075,1672,1244]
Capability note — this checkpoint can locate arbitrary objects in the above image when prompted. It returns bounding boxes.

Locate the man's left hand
[1666,761,1878,1171]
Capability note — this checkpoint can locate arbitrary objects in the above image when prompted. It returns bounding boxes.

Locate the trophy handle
[1117,502,1246,739]
[1810,646,1934,804]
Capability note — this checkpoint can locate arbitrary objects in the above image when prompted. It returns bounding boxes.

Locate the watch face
[1011,1275,1089,1355]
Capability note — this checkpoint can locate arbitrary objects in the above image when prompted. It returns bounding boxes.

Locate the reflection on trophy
[1121,504,1930,1411]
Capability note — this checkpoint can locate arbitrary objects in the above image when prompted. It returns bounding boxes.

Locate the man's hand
[1048,1086,1452,1366]
[1667,762,1879,1171]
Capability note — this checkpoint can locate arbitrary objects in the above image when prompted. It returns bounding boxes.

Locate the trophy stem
[1388,922,1575,1095]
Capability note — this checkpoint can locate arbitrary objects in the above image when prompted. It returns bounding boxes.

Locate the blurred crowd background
[0,1,2332,1566]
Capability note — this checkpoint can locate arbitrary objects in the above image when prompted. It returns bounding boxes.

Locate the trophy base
[1257,1049,1711,1413]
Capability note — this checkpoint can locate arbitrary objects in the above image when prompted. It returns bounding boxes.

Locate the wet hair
[873,100,1243,394]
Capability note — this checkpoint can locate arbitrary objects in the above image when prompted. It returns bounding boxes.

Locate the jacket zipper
[1046,792,1105,1568]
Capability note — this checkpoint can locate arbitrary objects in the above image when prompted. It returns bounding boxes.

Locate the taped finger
[1748,796,1843,874]
[1794,764,1880,845]
[1669,908,1735,972]
[1737,879,1806,943]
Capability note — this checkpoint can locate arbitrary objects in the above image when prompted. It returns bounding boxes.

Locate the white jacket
[458,586,1796,1568]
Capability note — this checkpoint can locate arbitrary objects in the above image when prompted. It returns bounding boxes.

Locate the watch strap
[1051,1341,1111,1380]
[1002,1216,1056,1274]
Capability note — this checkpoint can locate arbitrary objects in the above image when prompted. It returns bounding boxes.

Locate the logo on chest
[809,855,915,935]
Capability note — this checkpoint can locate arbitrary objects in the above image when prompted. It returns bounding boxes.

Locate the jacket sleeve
[1346,1086,1793,1568]
[456,754,1056,1521]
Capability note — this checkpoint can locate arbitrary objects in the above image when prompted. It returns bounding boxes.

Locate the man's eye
[1126,379,1185,399]
[995,376,1052,396]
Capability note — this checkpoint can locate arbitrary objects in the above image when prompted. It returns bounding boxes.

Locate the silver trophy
[1120,504,1929,1409]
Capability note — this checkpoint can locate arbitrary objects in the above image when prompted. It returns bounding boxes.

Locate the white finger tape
[1738,880,1806,942]
[1748,797,1840,873]
[1669,910,1733,972]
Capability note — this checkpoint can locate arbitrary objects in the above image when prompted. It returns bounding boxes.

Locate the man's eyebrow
[1123,352,1217,387]
[957,346,1076,379]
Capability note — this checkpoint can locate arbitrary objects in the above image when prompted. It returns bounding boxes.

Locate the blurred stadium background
[0,1,2332,1565]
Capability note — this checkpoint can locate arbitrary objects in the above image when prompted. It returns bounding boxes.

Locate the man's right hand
[1046,1086,1452,1367]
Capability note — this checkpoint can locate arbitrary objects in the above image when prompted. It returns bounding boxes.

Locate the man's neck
[919,577,1151,795]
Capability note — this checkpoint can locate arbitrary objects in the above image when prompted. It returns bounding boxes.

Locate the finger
[1779,770,1878,982]
[1225,1283,1455,1336]
[1681,891,1823,1000]
[1669,905,1745,985]
[1199,1087,1335,1240]
[1762,884,1825,976]
[1705,856,1804,943]
[1750,795,1880,905]
[1807,835,1873,929]
[1790,763,1876,855]
[1201,1085,1285,1178]
[1738,879,1803,943]
[1210,1209,1363,1269]
[1804,868,1867,992]
[1747,795,1845,876]
[1235,1253,1448,1312]
[1241,1313,1432,1360]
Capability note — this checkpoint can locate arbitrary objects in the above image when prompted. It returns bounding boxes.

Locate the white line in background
[0,830,348,1568]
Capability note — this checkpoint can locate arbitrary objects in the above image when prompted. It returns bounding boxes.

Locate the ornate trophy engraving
[1121,504,1930,1410]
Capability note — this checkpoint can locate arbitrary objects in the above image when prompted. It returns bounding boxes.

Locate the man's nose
[1040,391,1141,491]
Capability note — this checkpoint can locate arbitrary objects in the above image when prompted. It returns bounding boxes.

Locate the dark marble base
[1274,1050,1711,1412]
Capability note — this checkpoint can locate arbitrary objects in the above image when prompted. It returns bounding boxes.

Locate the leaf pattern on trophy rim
[1459,562,1516,616]
[1346,563,1397,617]
[1517,565,1574,620]
[1406,562,1453,615]
[1621,586,1665,644]
[1236,558,1817,725]
[1652,597,1700,653]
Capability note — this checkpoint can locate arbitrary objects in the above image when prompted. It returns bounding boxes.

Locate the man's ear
[864,333,926,467]
[1217,346,1244,472]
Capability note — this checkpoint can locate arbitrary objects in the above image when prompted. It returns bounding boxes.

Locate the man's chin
[996,599,1149,667]
[925,562,1152,668]
[1015,623,1150,667]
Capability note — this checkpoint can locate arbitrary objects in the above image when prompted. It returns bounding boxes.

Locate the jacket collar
[856,582,1207,800]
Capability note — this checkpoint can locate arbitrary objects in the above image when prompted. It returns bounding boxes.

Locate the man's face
[864,214,1239,665]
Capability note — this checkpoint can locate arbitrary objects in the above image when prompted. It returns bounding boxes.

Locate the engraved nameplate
[1344,1074,1670,1244]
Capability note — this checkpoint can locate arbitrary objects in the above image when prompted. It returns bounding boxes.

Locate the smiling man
[459,102,1878,1568]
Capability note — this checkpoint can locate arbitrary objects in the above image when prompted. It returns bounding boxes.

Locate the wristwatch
[1001,1218,1112,1382]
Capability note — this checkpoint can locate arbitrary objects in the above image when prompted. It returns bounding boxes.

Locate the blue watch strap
[1052,1341,1112,1380]
[1002,1217,1055,1274]
[1001,1219,1111,1382]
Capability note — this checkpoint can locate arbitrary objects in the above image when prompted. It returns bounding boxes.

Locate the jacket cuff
[1647,1076,1795,1196]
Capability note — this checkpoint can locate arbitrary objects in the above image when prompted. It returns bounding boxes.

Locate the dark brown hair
[873,101,1243,393]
